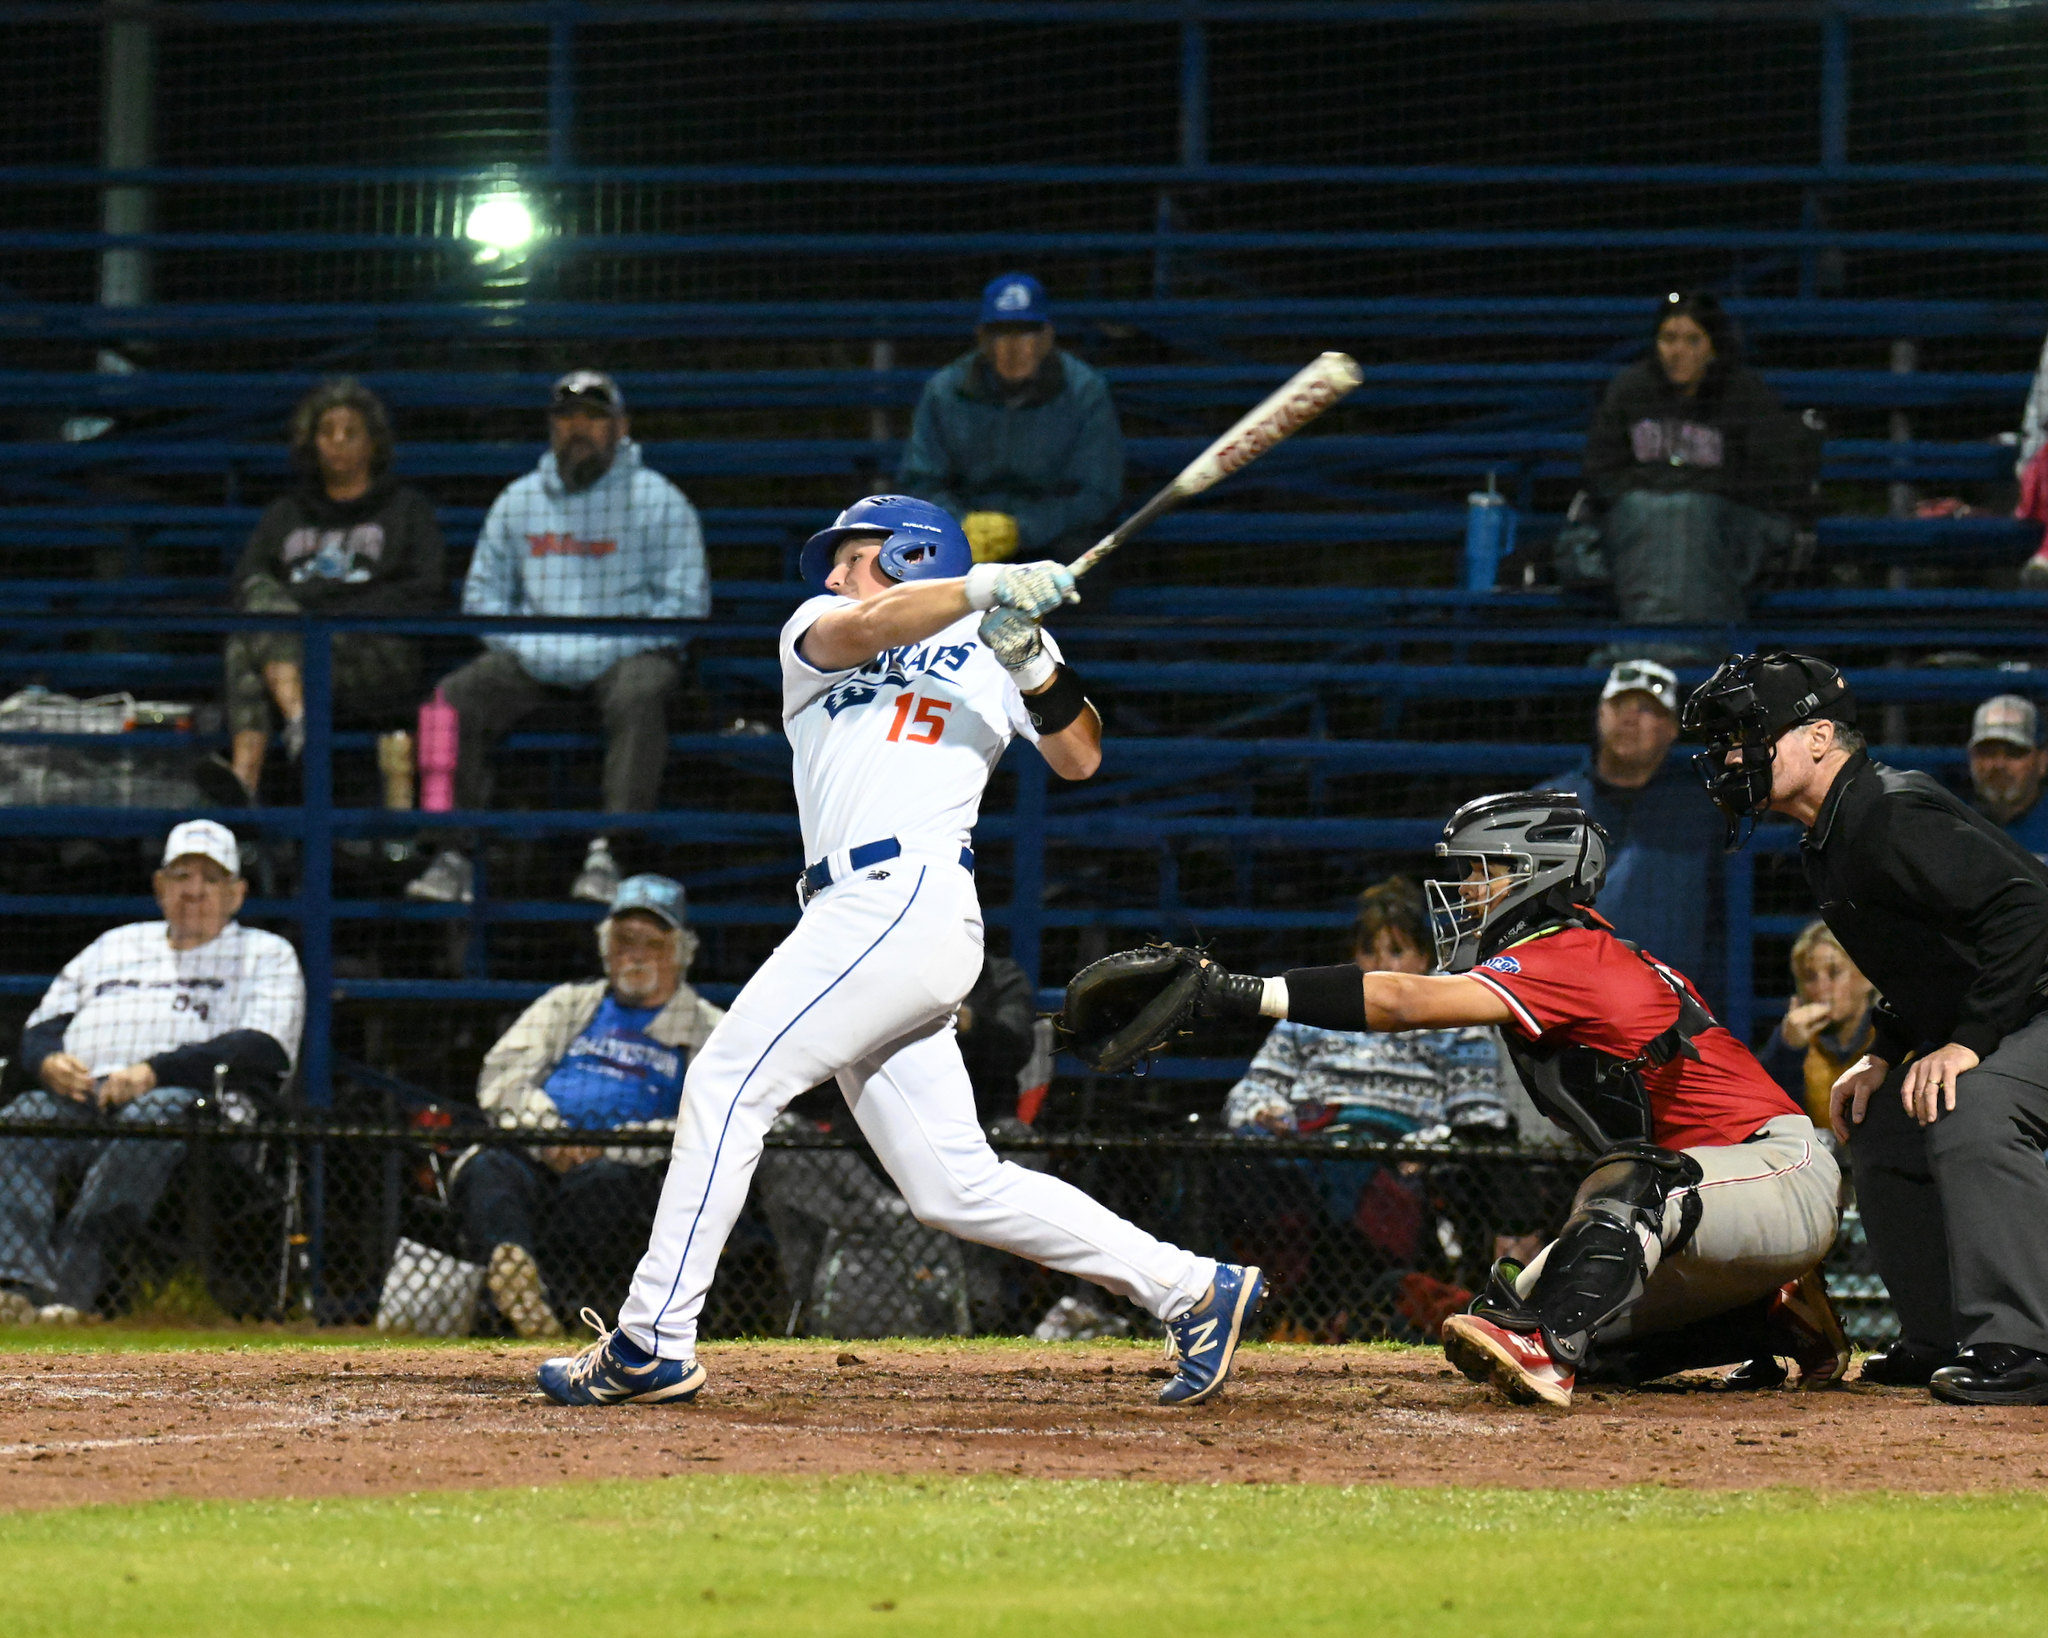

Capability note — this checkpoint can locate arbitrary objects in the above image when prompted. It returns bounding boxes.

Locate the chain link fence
[0,1109,1896,1349]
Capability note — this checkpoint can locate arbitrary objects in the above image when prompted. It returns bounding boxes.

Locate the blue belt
[800,837,975,903]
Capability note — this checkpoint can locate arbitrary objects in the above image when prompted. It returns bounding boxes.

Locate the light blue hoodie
[463,439,709,687]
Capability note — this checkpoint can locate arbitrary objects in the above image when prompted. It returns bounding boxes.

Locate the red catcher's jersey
[1463,920,1799,1151]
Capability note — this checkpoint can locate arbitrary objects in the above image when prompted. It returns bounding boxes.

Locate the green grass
[7,1476,2048,1638]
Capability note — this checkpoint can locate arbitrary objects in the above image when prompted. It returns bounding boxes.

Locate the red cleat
[1442,1312,1575,1408]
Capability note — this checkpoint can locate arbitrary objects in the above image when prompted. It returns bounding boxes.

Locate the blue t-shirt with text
[541,996,686,1127]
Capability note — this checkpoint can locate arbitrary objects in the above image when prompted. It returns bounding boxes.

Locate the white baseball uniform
[617,598,1217,1358]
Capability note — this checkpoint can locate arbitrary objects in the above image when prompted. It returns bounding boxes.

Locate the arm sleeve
[651,485,711,623]
[230,500,295,601]
[896,382,966,519]
[461,494,519,617]
[25,951,86,1033]
[147,1029,291,1096]
[1874,799,2048,1058]
[228,937,306,1068]
[346,488,447,615]
[1222,1022,1309,1131]
[20,1013,74,1084]
[1869,1003,1915,1066]
[477,989,572,1113]
[1581,377,1635,506]
[1007,377,1124,554]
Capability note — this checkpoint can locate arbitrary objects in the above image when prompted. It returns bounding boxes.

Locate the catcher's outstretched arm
[1208,962,1512,1034]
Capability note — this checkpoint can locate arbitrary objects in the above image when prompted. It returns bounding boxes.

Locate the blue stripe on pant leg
[650,867,927,1351]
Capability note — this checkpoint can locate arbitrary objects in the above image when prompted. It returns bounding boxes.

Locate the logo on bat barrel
[1208,375,1350,476]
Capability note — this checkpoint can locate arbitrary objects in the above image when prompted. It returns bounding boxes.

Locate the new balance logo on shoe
[1182,1317,1220,1357]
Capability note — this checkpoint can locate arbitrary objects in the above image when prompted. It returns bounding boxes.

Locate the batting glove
[964,559,1079,619]
[977,608,1056,690]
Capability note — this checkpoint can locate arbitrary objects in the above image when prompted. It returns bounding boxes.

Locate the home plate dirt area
[5,1340,2047,1511]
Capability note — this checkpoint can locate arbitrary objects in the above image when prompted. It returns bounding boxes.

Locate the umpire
[1685,651,2048,1404]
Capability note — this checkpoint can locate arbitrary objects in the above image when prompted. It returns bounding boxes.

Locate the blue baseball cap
[979,272,1050,327]
[609,873,687,929]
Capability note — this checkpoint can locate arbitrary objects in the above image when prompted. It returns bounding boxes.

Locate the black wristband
[1283,965,1370,1033]
[1025,663,1093,736]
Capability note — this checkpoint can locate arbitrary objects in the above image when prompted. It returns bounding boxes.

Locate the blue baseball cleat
[1157,1264,1266,1406]
[537,1309,707,1406]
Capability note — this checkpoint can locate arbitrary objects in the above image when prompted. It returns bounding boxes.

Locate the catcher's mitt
[1058,944,1208,1074]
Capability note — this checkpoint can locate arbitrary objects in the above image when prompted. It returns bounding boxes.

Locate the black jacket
[1801,751,2048,1062]
[232,478,446,617]
[1583,357,1794,514]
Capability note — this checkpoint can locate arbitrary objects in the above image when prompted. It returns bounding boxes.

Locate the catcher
[1063,792,1847,1407]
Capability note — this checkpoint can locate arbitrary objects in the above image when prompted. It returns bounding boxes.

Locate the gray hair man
[449,873,722,1337]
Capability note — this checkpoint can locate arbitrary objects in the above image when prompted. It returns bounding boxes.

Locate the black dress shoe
[1929,1344,2048,1406]
[1857,1341,1958,1387]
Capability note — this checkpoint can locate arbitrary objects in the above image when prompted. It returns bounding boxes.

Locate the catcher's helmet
[1680,651,1856,849]
[1426,792,1609,974]
[799,495,972,591]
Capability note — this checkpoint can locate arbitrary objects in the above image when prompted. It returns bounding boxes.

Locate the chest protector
[1499,938,1718,1153]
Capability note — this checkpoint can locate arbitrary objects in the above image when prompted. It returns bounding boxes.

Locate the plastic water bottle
[417,688,458,812]
[1464,474,1517,593]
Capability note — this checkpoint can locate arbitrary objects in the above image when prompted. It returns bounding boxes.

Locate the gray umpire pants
[1847,1010,2048,1356]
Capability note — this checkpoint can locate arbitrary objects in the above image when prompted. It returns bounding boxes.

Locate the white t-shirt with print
[27,920,307,1079]
[778,596,1058,863]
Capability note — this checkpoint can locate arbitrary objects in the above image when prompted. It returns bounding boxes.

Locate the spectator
[0,821,304,1325]
[1541,658,1726,1008]
[898,272,1123,564]
[1223,878,1508,1141]
[216,378,444,804]
[1220,879,1509,1336]
[450,874,721,1336]
[1581,291,1798,653]
[954,952,1037,1125]
[1964,694,2048,856]
[1759,919,1875,1133]
[408,371,709,906]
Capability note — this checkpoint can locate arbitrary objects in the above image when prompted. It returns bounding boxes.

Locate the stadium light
[465,190,537,262]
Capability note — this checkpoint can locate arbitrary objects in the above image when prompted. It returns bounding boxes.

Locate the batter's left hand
[1900,1041,1978,1126]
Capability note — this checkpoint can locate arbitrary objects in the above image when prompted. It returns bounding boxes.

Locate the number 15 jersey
[779,595,1056,864]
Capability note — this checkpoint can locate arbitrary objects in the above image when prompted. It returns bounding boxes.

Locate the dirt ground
[4,1340,2047,1512]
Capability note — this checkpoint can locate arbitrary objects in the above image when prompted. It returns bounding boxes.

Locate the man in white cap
[0,820,305,1325]
[1966,694,2048,857]
[1541,658,1727,1008]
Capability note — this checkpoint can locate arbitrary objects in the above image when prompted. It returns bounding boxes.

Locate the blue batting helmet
[799,495,972,591]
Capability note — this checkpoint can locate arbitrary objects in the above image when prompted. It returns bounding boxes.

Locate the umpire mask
[1680,651,1856,850]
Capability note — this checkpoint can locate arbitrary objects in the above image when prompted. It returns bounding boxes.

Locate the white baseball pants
[1513,1112,1841,1339]
[618,856,1217,1359]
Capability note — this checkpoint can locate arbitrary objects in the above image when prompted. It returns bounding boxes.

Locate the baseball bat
[1066,350,1364,581]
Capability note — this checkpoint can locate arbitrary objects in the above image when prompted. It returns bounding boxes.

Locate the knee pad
[1531,1144,1704,1368]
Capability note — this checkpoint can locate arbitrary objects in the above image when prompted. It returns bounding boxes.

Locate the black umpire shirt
[1801,750,2048,1065]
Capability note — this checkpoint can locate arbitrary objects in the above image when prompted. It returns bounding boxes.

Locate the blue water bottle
[1463,473,1516,593]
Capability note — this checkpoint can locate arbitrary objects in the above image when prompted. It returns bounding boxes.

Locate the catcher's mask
[1679,651,1856,850]
[1426,793,1609,974]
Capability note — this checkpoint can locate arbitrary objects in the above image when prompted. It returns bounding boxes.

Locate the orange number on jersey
[884,692,953,746]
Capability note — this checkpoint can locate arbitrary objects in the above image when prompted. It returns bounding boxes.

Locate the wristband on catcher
[1277,965,1371,1033]
[1025,664,1093,736]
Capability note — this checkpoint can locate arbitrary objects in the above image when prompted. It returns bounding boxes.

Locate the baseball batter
[539,495,1263,1407]
[1079,793,1847,1407]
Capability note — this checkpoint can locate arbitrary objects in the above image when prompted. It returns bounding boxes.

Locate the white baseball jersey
[779,596,1060,862]
[27,920,307,1078]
